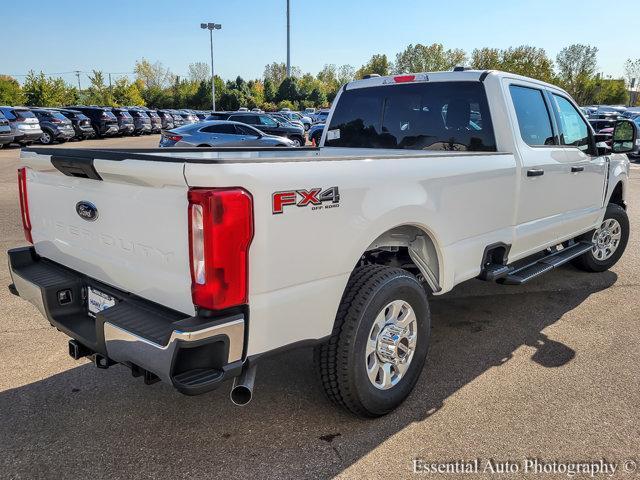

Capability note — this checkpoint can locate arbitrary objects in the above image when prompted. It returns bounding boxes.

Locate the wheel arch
[359,223,443,293]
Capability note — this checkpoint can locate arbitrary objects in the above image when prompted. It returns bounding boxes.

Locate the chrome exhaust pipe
[230,363,257,406]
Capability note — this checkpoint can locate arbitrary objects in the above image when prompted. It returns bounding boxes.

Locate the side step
[499,241,593,285]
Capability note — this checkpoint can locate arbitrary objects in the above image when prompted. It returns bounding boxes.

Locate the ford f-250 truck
[8,70,637,417]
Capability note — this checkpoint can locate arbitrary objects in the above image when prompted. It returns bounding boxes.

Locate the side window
[200,124,236,134]
[259,115,277,127]
[552,95,590,151]
[509,85,555,146]
[2,109,16,120]
[236,125,259,136]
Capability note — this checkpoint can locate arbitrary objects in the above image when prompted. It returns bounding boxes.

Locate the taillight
[17,168,32,244]
[188,188,254,311]
[165,134,182,142]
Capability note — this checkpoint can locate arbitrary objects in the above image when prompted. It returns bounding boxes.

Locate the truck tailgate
[20,150,194,315]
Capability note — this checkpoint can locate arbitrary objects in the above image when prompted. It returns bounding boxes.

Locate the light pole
[286,0,291,77]
[200,22,222,111]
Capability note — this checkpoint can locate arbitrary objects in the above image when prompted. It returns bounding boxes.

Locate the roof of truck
[344,69,566,94]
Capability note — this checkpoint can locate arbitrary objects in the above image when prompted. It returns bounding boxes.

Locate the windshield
[326,81,496,151]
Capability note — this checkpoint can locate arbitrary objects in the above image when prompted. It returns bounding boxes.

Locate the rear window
[326,81,496,151]
[51,112,69,121]
[14,110,36,119]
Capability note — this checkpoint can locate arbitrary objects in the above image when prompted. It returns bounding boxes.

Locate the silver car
[159,120,295,148]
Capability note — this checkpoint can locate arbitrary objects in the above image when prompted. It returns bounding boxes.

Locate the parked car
[589,118,617,133]
[55,108,95,140]
[0,111,14,148]
[304,107,316,115]
[156,110,175,130]
[31,109,76,145]
[179,110,199,124]
[313,109,330,124]
[307,122,325,146]
[9,70,636,417]
[270,112,304,130]
[0,106,43,146]
[159,120,295,148]
[144,109,162,133]
[67,106,119,137]
[111,108,135,136]
[205,111,233,121]
[127,108,152,134]
[278,111,312,130]
[170,110,186,128]
[227,112,305,146]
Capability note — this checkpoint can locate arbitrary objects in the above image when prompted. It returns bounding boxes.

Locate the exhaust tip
[230,385,253,406]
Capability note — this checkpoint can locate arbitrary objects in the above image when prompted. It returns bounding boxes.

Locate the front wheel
[290,136,303,147]
[572,203,629,272]
[314,265,430,417]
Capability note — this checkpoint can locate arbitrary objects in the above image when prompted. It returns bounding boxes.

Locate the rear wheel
[290,136,303,147]
[39,130,53,145]
[572,203,629,272]
[314,265,430,417]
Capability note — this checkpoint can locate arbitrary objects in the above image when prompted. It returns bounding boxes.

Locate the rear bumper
[8,246,245,395]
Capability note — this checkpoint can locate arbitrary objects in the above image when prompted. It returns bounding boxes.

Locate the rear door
[548,93,606,239]
[20,151,194,315]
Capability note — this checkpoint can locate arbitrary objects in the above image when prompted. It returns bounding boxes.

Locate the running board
[498,242,593,285]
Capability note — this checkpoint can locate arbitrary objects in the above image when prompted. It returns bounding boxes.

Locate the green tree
[337,64,355,85]
[556,44,599,105]
[590,78,629,105]
[470,48,502,70]
[112,77,145,106]
[134,58,173,89]
[219,89,247,111]
[277,100,295,111]
[500,46,555,83]
[394,43,466,73]
[23,71,76,107]
[356,54,392,78]
[85,70,115,106]
[276,77,301,103]
[188,62,210,83]
[263,62,300,87]
[308,86,327,107]
[0,75,25,105]
[264,78,277,103]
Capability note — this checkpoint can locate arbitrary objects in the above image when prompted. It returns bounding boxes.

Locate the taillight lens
[188,188,254,311]
[165,134,182,142]
[17,167,32,244]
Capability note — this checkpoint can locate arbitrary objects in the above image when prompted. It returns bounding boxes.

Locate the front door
[506,82,567,260]
[548,93,607,240]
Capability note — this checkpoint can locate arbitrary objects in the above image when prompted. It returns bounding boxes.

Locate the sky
[1,0,638,86]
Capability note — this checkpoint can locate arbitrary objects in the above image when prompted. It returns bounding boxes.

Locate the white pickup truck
[9,70,637,417]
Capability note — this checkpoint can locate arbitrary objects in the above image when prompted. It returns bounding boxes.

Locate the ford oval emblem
[76,201,99,221]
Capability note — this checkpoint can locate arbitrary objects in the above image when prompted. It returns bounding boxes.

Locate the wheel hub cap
[365,300,418,390]
[592,218,622,261]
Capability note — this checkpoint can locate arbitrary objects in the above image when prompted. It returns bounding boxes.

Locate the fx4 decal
[272,187,340,214]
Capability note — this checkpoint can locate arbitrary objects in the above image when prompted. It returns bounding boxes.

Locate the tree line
[1,44,638,110]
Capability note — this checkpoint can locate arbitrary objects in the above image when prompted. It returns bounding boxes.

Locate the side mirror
[611,119,637,153]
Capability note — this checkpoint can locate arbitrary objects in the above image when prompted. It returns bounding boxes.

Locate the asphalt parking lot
[1,136,639,479]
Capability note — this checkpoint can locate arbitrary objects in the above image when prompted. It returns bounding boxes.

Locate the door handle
[571,166,584,173]
[527,169,544,177]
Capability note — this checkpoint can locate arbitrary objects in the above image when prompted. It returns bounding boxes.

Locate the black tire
[290,135,304,147]
[314,265,430,417]
[571,203,629,272]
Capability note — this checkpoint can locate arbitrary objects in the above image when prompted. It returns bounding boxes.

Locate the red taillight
[17,168,32,244]
[394,75,416,83]
[188,188,254,311]
[165,134,182,142]
[51,118,62,124]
